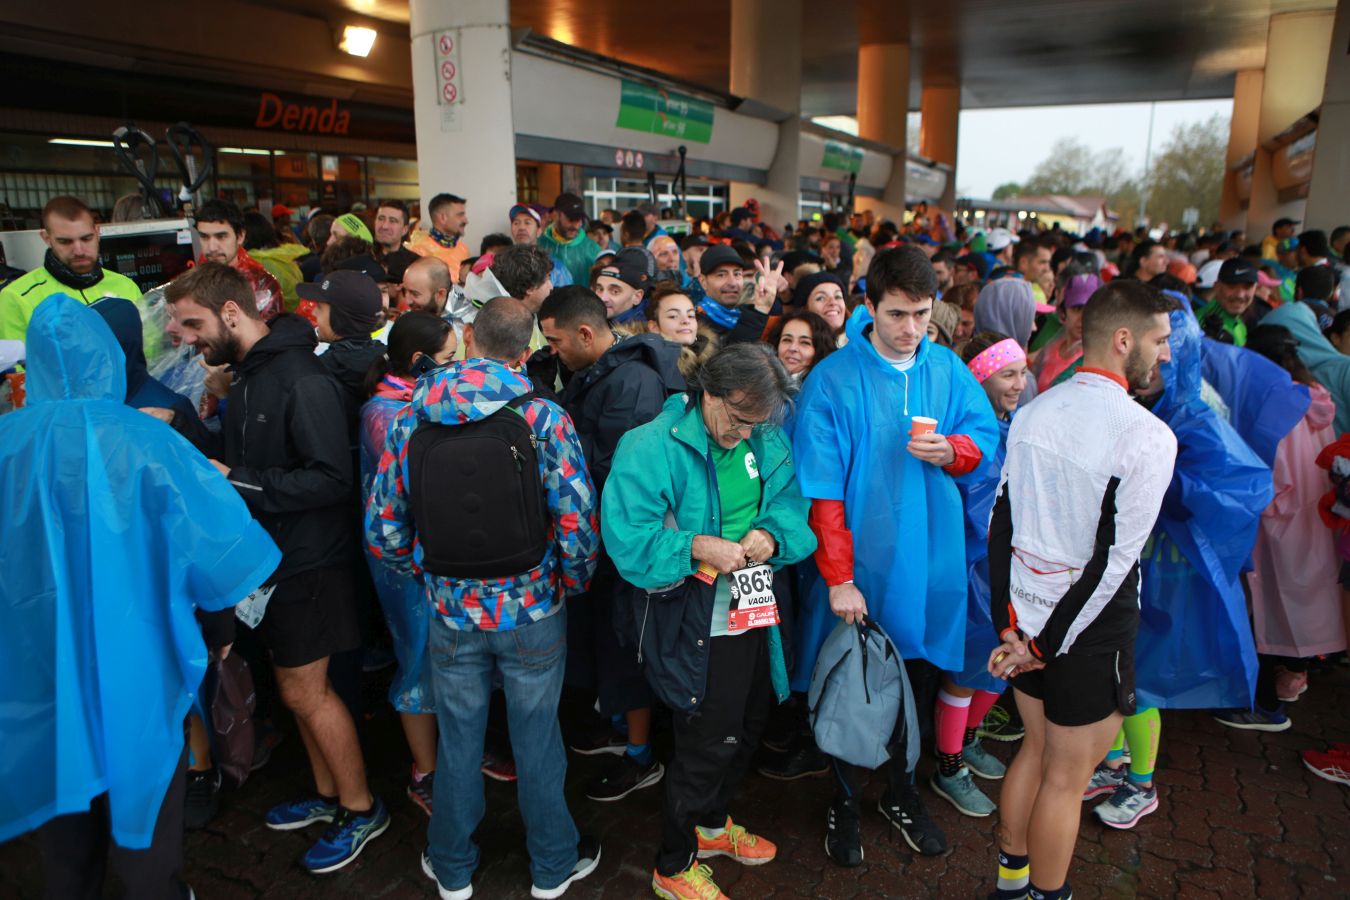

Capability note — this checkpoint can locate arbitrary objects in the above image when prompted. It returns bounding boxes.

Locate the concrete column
[729,0,802,233]
[919,84,960,214]
[1218,69,1263,229]
[1305,0,1350,231]
[1247,8,1335,238]
[855,42,910,224]
[409,0,516,250]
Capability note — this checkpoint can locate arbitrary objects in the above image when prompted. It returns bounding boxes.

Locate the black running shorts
[257,565,362,669]
[1011,647,1135,727]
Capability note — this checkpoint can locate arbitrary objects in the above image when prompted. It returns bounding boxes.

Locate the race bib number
[234,584,276,629]
[726,564,779,632]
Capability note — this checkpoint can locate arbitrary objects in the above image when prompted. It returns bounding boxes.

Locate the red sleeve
[942,433,983,477]
[809,499,854,587]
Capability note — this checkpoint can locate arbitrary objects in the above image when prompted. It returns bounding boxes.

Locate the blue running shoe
[302,797,390,874]
[264,793,338,831]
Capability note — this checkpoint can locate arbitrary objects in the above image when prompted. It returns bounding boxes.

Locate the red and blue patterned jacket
[364,357,598,631]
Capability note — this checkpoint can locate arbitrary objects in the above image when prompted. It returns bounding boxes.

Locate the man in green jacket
[1195,258,1258,346]
[538,192,602,287]
[0,195,141,342]
[602,343,816,900]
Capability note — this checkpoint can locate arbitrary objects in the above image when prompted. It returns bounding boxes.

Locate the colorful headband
[967,338,1027,383]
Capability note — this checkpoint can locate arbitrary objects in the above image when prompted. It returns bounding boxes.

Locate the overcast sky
[816,97,1232,199]
[952,99,1233,198]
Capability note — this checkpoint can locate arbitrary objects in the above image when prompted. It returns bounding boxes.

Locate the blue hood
[1155,307,1203,419]
[25,294,125,405]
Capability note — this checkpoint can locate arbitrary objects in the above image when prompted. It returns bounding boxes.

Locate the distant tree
[992,182,1023,200]
[1020,136,1143,226]
[1141,114,1230,230]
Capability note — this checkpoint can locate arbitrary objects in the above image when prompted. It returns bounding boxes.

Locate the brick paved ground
[5,664,1350,899]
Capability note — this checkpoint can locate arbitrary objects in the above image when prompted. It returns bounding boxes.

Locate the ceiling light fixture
[49,138,115,147]
[338,25,377,58]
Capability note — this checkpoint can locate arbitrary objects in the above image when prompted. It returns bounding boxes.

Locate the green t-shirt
[709,441,763,638]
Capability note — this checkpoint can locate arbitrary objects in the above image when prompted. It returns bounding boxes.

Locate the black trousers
[831,656,940,804]
[656,629,773,877]
[37,747,187,900]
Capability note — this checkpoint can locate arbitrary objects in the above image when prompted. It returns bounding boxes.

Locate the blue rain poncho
[0,295,280,848]
[792,308,999,675]
[953,416,1011,694]
[1135,309,1272,709]
[1200,338,1309,468]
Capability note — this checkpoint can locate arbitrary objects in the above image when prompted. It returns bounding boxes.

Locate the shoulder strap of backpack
[505,390,539,413]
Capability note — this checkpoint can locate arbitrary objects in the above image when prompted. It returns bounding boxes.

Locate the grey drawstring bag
[807,618,919,771]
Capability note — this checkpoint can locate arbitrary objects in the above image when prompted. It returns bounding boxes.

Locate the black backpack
[406,392,551,578]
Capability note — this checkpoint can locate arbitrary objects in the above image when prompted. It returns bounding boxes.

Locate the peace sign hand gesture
[751,257,784,314]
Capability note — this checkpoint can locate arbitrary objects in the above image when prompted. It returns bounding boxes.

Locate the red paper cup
[909,416,937,437]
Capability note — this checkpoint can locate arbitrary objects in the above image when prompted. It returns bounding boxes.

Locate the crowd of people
[2,187,1350,900]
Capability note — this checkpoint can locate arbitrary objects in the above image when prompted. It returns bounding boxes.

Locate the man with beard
[159,262,387,874]
[194,199,284,320]
[985,279,1176,900]
[0,195,141,342]
[538,193,603,288]
[408,193,471,282]
[401,256,455,320]
[695,245,778,344]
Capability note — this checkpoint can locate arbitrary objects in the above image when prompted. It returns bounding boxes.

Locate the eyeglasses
[720,397,769,436]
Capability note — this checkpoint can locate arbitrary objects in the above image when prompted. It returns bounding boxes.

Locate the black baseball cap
[552,192,586,222]
[596,247,655,291]
[699,245,744,276]
[296,270,384,314]
[1217,257,1258,285]
[1273,217,1300,230]
[680,233,710,251]
[333,253,390,283]
[955,253,989,281]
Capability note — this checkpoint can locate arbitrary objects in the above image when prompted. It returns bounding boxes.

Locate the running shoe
[824,799,864,867]
[566,722,627,756]
[301,797,390,874]
[878,787,947,855]
[1093,781,1159,829]
[422,848,472,899]
[1213,706,1291,732]
[962,738,1007,780]
[530,835,601,898]
[1276,668,1309,703]
[184,767,221,831]
[264,792,338,831]
[756,743,830,781]
[585,753,664,802]
[652,863,727,900]
[931,767,996,817]
[696,816,777,865]
[481,750,517,782]
[1303,749,1350,786]
[1082,762,1127,801]
[407,766,435,816]
[977,704,1025,742]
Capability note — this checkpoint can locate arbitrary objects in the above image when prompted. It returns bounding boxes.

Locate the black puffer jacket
[560,332,685,495]
[175,314,353,582]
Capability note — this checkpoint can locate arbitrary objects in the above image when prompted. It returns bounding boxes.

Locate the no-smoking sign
[435,29,462,106]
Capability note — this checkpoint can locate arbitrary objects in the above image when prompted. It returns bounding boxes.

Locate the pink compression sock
[935,689,972,754]
[966,690,1001,734]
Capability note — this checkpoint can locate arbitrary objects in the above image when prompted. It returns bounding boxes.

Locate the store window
[0,131,420,228]
[583,176,727,222]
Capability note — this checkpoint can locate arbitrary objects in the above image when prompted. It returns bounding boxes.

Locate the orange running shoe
[651,863,727,900]
[695,817,777,865]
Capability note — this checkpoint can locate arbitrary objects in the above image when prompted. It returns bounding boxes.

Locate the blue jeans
[426,607,578,890]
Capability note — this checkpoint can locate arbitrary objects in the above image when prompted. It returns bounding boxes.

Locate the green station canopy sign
[822,140,864,173]
[617,80,714,144]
